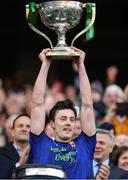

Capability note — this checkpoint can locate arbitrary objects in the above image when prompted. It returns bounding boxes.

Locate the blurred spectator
[0,87,7,128]
[54,92,66,103]
[91,80,105,123]
[91,80,104,97]
[99,122,115,134]
[0,128,6,148]
[44,93,55,116]
[0,114,30,167]
[103,84,125,109]
[124,84,128,102]
[100,84,128,135]
[0,109,8,129]
[64,84,81,107]
[110,134,128,167]
[115,134,128,147]
[5,91,26,116]
[4,114,18,143]
[50,80,64,96]
[112,146,128,171]
[44,85,65,117]
[0,87,6,109]
[92,128,128,179]
[0,133,6,148]
[105,65,118,86]
[72,62,80,96]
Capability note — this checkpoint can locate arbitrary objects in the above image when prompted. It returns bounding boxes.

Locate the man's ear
[50,120,54,129]
[11,128,14,138]
[109,144,113,153]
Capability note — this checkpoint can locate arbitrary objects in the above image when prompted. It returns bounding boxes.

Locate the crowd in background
[0,64,128,178]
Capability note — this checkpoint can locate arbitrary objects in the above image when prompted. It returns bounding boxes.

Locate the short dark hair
[12,114,30,129]
[48,99,77,121]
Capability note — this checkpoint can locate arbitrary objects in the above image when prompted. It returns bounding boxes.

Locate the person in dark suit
[0,154,15,179]
[92,128,128,179]
[0,114,30,167]
[0,140,19,163]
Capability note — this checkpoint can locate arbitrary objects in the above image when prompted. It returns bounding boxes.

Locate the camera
[116,102,128,115]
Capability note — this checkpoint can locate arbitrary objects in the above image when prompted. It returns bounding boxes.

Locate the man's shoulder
[76,131,96,140]
[74,132,96,149]
[0,154,14,164]
[30,131,53,145]
[0,142,19,161]
[0,142,15,153]
[30,131,50,139]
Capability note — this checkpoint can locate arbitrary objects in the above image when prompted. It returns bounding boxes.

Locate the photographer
[100,84,128,135]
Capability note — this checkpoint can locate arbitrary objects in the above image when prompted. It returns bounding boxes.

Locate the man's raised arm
[31,48,51,135]
[72,47,96,136]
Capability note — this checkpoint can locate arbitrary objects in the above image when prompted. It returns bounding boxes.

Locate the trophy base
[46,50,80,60]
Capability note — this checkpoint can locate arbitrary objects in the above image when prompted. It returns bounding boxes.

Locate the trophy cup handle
[71,3,96,46]
[25,4,53,49]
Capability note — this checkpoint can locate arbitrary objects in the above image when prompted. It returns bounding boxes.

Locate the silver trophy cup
[26,1,96,60]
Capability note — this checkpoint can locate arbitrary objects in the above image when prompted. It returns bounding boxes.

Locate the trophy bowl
[39,1,83,58]
[26,1,96,60]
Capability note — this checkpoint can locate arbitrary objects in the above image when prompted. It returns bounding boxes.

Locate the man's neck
[54,134,72,143]
[13,141,28,150]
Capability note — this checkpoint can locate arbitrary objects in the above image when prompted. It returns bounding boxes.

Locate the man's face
[12,116,30,143]
[107,68,117,81]
[115,134,128,147]
[52,109,76,142]
[94,133,113,162]
[103,91,118,108]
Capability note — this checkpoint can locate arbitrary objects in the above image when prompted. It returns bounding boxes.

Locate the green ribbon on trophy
[27,2,53,25]
[85,3,94,41]
[27,2,38,25]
